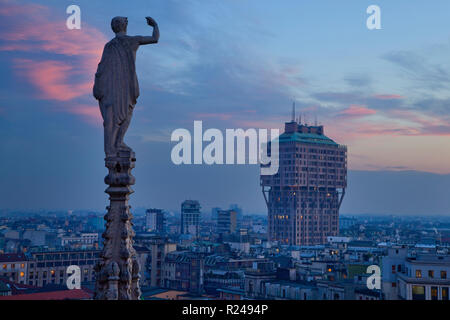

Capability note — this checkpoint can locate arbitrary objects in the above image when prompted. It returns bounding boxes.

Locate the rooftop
[0,253,28,262]
[278,131,339,146]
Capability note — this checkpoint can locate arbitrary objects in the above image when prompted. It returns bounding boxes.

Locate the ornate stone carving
[94,151,140,300]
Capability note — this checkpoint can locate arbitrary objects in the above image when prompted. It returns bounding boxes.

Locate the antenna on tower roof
[291,101,296,122]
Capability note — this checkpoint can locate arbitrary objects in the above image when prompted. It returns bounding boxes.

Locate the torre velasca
[261,113,347,245]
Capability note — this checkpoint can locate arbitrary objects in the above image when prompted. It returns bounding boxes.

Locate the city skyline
[0,0,450,215]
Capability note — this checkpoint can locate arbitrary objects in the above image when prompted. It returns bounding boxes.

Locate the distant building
[261,110,347,245]
[229,204,243,221]
[60,233,98,248]
[211,207,221,222]
[87,215,104,231]
[217,210,237,234]
[0,253,28,284]
[397,254,450,300]
[340,217,357,230]
[244,260,277,298]
[181,200,201,238]
[382,249,450,300]
[147,236,176,287]
[146,208,165,233]
[22,230,47,247]
[381,246,408,300]
[162,251,205,294]
[27,249,99,287]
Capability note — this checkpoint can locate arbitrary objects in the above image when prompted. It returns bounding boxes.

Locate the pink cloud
[14,59,92,101]
[337,105,376,118]
[0,0,107,124]
[390,110,450,136]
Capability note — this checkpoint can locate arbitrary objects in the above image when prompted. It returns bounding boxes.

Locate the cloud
[344,74,372,88]
[13,59,92,101]
[0,0,107,123]
[382,50,450,90]
[337,105,376,118]
[374,94,403,100]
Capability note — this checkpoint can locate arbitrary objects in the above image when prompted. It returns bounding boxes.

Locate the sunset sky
[0,0,449,213]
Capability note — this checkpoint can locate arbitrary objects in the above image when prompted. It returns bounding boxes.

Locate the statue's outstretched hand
[146,17,157,27]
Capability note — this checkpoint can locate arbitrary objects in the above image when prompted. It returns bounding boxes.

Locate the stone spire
[94,150,141,300]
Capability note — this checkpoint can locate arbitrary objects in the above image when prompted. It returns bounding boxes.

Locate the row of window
[1,263,25,270]
[415,269,447,279]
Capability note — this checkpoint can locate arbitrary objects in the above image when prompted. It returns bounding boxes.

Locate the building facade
[217,210,237,234]
[147,236,176,287]
[27,249,99,287]
[396,254,450,300]
[0,253,28,284]
[181,200,201,238]
[261,116,347,245]
[146,208,165,233]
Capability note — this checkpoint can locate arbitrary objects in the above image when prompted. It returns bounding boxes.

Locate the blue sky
[0,0,449,214]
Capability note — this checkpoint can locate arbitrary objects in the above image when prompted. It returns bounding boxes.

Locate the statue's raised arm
[136,17,160,45]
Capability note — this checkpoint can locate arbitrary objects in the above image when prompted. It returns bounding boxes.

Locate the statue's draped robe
[94,36,140,124]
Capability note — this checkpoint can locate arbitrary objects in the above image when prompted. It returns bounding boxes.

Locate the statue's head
[111,16,128,34]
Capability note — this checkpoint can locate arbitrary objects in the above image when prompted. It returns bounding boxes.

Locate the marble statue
[93,16,159,300]
[94,16,160,157]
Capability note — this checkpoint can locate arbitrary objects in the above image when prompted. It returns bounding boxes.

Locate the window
[431,287,438,301]
[442,287,449,301]
[441,271,447,279]
[416,270,422,278]
[428,270,434,278]
[412,286,425,300]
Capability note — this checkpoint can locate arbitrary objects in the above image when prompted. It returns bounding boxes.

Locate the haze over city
[0,0,450,215]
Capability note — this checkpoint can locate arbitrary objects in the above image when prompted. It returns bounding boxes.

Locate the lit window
[21,264,25,268]
[416,270,422,278]
[20,272,24,277]
[2,264,6,270]
[441,271,447,279]
[428,270,434,278]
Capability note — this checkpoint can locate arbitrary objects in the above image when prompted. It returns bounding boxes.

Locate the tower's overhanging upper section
[261,118,347,189]
[281,120,341,147]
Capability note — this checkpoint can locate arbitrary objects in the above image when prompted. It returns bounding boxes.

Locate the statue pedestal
[94,150,141,300]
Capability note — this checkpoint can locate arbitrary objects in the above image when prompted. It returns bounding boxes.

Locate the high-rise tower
[261,114,347,245]
[181,200,201,238]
